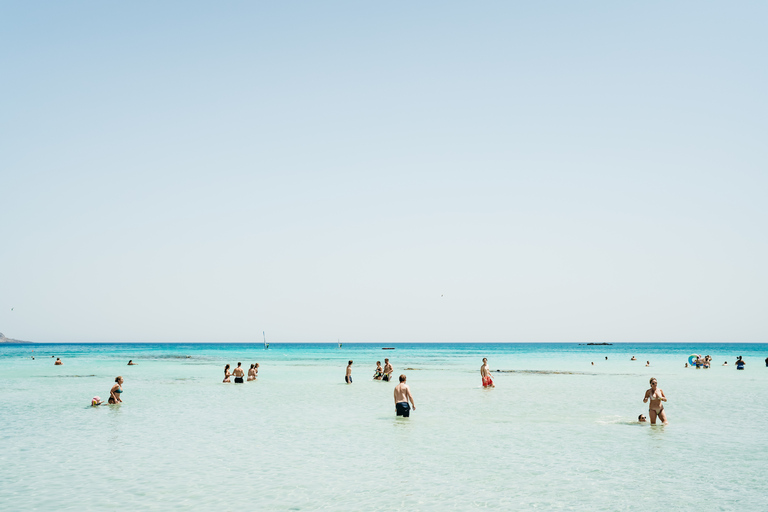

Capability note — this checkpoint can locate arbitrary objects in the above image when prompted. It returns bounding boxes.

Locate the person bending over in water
[223,364,232,383]
[394,374,415,417]
[373,361,383,380]
[382,358,393,382]
[54,358,62,365]
[108,376,124,404]
[631,356,637,361]
[247,364,256,381]
[643,377,667,425]
[481,358,495,388]
[233,362,245,383]
[345,361,353,383]
[127,360,136,365]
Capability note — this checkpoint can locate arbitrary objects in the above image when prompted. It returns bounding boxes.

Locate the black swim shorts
[345,375,352,383]
[396,402,410,417]
[234,377,244,383]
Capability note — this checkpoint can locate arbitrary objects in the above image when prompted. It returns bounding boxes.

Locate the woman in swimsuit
[253,363,259,377]
[223,364,232,383]
[643,377,667,425]
[108,376,124,404]
[247,364,256,381]
[373,361,383,380]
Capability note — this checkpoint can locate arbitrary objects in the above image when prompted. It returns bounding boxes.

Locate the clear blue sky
[2,1,767,342]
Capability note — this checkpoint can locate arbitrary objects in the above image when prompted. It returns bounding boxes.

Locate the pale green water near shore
[1,343,767,511]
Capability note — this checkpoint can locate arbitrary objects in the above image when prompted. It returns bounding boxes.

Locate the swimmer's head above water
[638,414,647,422]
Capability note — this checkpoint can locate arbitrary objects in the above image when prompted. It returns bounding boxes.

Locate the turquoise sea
[1,342,767,511]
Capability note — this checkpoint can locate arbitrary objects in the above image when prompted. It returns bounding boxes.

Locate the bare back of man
[394,375,415,417]
[233,363,245,383]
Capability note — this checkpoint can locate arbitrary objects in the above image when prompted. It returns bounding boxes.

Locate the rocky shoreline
[0,332,33,343]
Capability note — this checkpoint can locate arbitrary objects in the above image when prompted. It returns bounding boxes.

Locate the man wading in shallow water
[394,374,415,417]
[233,362,245,383]
[383,358,393,381]
[481,358,495,388]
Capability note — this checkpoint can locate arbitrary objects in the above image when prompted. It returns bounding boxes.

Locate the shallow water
[1,343,767,511]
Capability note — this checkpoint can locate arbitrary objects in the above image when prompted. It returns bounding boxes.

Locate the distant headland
[0,332,33,344]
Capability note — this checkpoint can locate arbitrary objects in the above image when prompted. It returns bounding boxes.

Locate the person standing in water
[373,361,383,380]
[54,358,62,365]
[643,377,667,425]
[247,364,256,381]
[383,358,393,382]
[108,376,124,404]
[481,358,495,388]
[394,374,415,417]
[233,362,245,383]
[345,361,353,383]
[223,364,232,383]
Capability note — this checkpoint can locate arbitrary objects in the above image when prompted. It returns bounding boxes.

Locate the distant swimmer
[394,374,415,417]
[591,362,594,366]
[723,361,728,366]
[643,377,667,425]
[382,358,393,382]
[736,356,745,370]
[127,360,136,365]
[345,360,353,383]
[631,356,636,361]
[223,364,232,383]
[233,362,245,383]
[108,376,124,404]
[247,364,256,381]
[765,357,768,367]
[54,358,63,365]
[481,358,495,388]
[373,361,383,380]
[254,362,259,377]
[638,414,647,423]
[645,361,650,367]
[605,356,608,360]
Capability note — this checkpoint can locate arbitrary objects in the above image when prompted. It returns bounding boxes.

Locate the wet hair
[399,374,406,382]
[225,364,230,370]
[638,414,645,421]
[115,376,122,383]
[250,364,254,369]
[649,377,657,384]
[348,360,353,365]
[237,362,241,366]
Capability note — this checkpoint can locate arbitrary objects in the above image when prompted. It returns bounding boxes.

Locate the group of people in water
[223,362,259,383]
[83,352,767,423]
[683,355,755,369]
